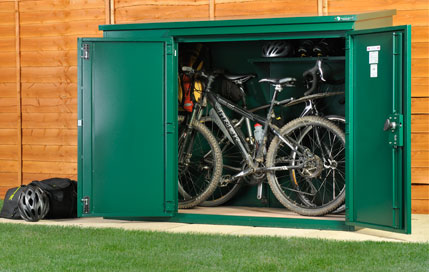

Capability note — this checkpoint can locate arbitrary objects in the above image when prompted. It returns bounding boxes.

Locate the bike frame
[196,75,306,181]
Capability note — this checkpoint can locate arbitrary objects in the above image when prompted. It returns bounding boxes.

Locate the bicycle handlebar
[302,59,326,96]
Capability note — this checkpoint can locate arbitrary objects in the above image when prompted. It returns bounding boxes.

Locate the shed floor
[179,206,345,221]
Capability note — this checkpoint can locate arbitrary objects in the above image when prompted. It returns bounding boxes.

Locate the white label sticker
[369,51,379,64]
[370,64,378,78]
[367,45,380,51]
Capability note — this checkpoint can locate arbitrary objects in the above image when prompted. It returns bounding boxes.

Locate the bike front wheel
[266,116,346,216]
[178,115,223,209]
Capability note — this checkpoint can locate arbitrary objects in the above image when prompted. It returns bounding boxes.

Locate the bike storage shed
[77,10,411,233]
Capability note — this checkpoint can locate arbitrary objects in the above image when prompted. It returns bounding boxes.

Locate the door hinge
[392,32,400,56]
[81,196,90,214]
[165,201,175,213]
[166,122,175,134]
[81,44,90,60]
[384,113,403,148]
[345,36,351,50]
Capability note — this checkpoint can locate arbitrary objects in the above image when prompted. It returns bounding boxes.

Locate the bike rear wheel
[178,115,223,208]
[266,116,346,216]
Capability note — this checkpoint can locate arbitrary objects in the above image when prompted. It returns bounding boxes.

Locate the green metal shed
[77,10,411,233]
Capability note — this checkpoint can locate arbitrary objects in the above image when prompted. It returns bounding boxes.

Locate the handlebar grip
[303,68,317,96]
[182,66,193,72]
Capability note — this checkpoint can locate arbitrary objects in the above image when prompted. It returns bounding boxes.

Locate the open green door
[78,38,178,218]
[346,26,411,233]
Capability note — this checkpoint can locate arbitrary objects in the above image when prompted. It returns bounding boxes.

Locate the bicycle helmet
[18,185,50,222]
[262,41,294,57]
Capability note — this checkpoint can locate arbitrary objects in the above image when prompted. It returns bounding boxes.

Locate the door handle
[384,119,397,131]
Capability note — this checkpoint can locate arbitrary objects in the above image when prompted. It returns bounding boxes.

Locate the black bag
[0,186,26,219]
[220,78,244,102]
[29,178,77,219]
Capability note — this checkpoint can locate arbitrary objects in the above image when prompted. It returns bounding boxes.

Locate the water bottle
[254,123,263,145]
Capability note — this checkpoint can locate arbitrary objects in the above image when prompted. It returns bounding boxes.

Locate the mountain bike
[180,66,345,216]
[201,60,346,213]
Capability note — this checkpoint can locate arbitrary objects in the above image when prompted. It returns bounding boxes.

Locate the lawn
[0,199,428,271]
[0,221,427,272]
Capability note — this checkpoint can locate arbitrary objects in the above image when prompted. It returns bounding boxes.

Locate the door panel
[79,39,177,217]
[346,26,411,233]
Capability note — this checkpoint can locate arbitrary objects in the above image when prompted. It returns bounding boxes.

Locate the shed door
[346,26,411,233]
[79,39,177,217]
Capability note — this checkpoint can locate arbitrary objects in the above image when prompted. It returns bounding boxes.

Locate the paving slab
[1,214,428,243]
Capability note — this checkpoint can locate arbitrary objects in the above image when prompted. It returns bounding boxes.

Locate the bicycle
[180,66,346,216]
[201,60,346,212]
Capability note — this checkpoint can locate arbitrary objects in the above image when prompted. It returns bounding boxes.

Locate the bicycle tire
[178,115,223,209]
[325,115,346,214]
[293,115,346,213]
[266,116,346,216]
[199,116,244,207]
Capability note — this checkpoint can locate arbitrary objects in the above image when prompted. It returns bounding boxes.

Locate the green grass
[0,222,427,272]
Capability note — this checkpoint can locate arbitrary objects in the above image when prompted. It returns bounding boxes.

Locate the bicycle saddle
[224,74,256,84]
[259,77,296,86]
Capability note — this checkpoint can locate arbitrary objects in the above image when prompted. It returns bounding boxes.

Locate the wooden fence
[0,0,427,213]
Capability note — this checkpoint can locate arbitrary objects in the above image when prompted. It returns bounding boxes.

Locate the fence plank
[328,0,429,11]
[412,167,429,184]
[19,0,105,12]
[20,8,105,25]
[0,160,18,172]
[21,67,77,83]
[412,43,429,59]
[0,98,16,113]
[412,184,429,199]
[115,5,210,23]
[22,128,77,145]
[22,173,77,184]
[215,0,317,18]
[0,145,18,160]
[23,161,77,174]
[0,38,15,51]
[22,83,77,98]
[0,83,17,98]
[0,67,16,83]
[0,129,17,145]
[411,151,429,167]
[23,145,77,162]
[394,9,429,26]
[21,36,78,51]
[0,173,19,187]
[412,59,429,78]
[411,98,429,114]
[412,115,429,133]
[20,20,103,37]
[412,133,429,150]
[0,25,15,37]
[22,113,77,128]
[21,50,78,67]
[412,78,429,97]
[115,0,209,8]
[412,26,429,42]
[0,11,14,26]
[22,98,77,113]
[0,113,18,128]
[412,199,429,214]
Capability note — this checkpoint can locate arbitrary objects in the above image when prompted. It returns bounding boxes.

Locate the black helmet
[262,41,294,57]
[18,185,50,222]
